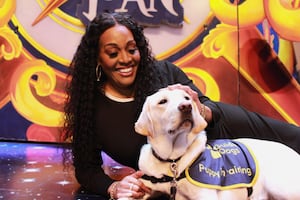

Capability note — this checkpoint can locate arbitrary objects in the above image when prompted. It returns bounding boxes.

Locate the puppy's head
[135,88,207,160]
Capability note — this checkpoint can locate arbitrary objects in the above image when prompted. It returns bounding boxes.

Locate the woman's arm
[73,146,113,197]
[160,60,300,154]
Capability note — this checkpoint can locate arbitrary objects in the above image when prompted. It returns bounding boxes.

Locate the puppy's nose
[178,103,192,113]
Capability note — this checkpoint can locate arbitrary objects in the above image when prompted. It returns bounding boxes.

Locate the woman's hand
[167,84,212,122]
[108,171,151,199]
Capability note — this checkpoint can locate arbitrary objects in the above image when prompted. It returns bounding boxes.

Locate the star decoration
[32,0,68,26]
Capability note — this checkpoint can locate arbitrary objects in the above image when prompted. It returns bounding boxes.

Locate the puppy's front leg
[176,132,207,173]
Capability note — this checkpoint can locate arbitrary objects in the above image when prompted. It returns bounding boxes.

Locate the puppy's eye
[184,96,190,100]
[158,99,167,104]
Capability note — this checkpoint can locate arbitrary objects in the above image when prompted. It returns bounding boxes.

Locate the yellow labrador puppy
[133,87,300,200]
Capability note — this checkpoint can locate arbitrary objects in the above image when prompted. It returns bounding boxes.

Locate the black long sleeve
[158,60,300,154]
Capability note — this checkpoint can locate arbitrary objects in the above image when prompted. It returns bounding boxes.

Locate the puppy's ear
[192,101,208,134]
[135,98,154,137]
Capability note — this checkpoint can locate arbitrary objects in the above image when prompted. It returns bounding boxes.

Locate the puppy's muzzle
[168,102,194,135]
[178,103,193,121]
[178,102,192,114]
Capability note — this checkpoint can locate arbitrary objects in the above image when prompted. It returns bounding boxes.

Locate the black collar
[142,172,186,183]
[152,149,182,163]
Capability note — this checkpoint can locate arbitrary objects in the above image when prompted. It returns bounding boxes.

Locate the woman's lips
[117,66,134,76]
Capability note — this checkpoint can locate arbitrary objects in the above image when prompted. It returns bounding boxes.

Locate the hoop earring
[96,64,102,81]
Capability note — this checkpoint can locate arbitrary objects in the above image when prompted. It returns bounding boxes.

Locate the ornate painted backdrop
[0,0,299,142]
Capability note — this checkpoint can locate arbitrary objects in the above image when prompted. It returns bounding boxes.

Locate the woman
[63,12,300,199]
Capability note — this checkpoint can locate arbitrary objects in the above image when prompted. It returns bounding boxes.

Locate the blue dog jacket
[185,139,258,190]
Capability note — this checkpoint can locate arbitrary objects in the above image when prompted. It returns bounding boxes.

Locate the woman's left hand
[109,171,151,199]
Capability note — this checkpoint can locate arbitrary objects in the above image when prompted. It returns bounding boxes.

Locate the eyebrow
[103,40,136,48]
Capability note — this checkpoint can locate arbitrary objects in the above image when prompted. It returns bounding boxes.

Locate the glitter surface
[0,141,105,200]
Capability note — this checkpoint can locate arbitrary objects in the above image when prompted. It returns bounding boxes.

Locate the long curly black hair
[63,12,160,166]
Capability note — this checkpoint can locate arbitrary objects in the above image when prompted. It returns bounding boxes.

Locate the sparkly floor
[0,141,105,200]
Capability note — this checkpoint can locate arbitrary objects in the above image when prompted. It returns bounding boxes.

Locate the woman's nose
[119,51,132,64]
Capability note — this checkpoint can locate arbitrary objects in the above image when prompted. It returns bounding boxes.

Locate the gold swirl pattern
[201,24,237,61]
[200,24,299,125]
[264,0,300,41]
[0,0,16,27]
[210,0,300,41]
[209,0,265,27]
[9,60,64,127]
[182,67,221,101]
[277,38,295,74]
[0,26,22,60]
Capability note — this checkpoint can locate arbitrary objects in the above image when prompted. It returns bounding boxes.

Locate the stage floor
[0,141,105,200]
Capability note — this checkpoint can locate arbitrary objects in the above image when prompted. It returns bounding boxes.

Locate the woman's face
[98,24,140,92]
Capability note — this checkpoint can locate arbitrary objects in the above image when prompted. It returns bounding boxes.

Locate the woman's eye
[128,48,137,55]
[109,52,118,58]
[158,99,167,104]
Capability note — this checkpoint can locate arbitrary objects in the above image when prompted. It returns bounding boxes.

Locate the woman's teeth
[119,67,132,73]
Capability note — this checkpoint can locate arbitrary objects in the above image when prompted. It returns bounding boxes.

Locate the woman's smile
[116,66,135,77]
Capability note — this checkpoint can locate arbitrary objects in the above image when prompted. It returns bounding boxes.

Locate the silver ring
[129,183,134,191]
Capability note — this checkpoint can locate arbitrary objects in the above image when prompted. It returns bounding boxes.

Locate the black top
[74,60,300,197]
[94,92,145,167]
